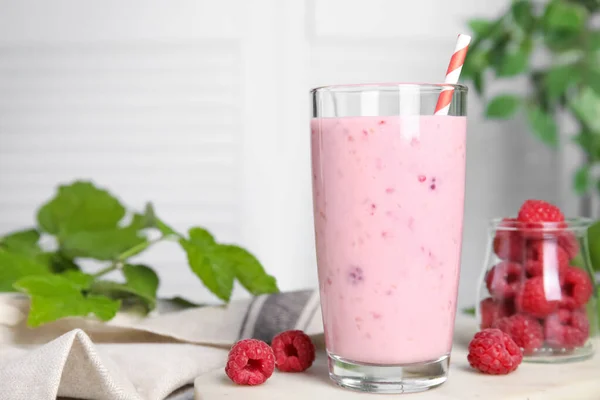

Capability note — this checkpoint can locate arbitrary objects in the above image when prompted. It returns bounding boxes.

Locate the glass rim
[310,82,468,94]
[489,217,593,232]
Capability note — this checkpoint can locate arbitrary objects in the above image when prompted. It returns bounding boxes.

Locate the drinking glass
[310,83,467,393]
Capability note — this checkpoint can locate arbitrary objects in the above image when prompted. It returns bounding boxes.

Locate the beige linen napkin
[0,290,322,400]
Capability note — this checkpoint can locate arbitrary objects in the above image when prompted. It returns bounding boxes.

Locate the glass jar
[476,218,598,362]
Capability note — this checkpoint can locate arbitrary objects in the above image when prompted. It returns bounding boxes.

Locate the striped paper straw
[434,34,471,116]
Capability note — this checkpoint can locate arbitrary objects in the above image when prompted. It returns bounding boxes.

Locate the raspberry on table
[467,328,523,375]
[485,262,523,299]
[493,218,525,261]
[515,276,559,318]
[526,240,569,278]
[271,330,316,372]
[492,314,544,355]
[560,267,594,310]
[544,309,590,349]
[480,297,515,329]
[517,199,564,224]
[225,339,275,385]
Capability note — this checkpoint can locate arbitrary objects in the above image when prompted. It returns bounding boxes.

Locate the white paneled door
[0,0,560,307]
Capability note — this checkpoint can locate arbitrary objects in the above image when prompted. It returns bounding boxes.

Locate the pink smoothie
[311,115,466,365]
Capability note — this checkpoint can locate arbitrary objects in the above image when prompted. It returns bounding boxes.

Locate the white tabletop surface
[194,316,600,399]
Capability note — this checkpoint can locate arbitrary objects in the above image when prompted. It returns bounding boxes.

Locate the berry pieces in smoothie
[348,266,364,285]
[430,177,437,191]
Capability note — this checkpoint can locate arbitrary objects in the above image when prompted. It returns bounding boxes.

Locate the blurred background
[0,0,589,307]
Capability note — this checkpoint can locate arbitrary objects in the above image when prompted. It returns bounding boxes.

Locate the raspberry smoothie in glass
[310,83,467,393]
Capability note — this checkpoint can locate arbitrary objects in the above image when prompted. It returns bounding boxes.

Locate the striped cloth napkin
[0,290,322,400]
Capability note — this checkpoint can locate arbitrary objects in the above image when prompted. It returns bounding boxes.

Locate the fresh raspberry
[526,240,569,278]
[492,314,544,355]
[558,232,579,260]
[479,298,515,329]
[515,276,559,318]
[493,219,525,261]
[225,339,275,385]
[485,262,523,299]
[467,328,523,374]
[544,309,590,348]
[559,267,594,310]
[271,330,316,372]
[517,200,564,224]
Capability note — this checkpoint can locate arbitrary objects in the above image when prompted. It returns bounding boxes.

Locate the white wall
[0,0,566,307]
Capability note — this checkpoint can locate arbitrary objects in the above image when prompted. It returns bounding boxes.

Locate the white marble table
[194,316,600,399]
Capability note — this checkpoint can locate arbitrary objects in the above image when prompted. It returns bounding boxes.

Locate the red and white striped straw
[434,34,471,116]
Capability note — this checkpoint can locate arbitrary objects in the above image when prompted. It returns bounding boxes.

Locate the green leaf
[122,264,158,306]
[0,229,41,257]
[37,181,126,235]
[60,227,145,261]
[574,166,590,194]
[462,307,476,316]
[468,19,493,36]
[544,64,581,100]
[129,203,179,237]
[473,72,484,96]
[213,245,278,296]
[0,252,50,291]
[180,234,235,302]
[512,0,535,32]
[573,131,600,161]
[165,296,202,308]
[14,273,120,327]
[179,225,278,302]
[588,69,600,96]
[525,103,558,147]
[461,48,489,79]
[35,252,80,273]
[570,87,600,133]
[128,213,154,231]
[590,30,600,50]
[61,270,95,290]
[587,220,600,272]
[91,264,159,311]
[597,288,600,327]
[485,95,521,118]
[496,46,530,77]
[544,30,581,52]
[543,0,588,31]
[188,227,216,248]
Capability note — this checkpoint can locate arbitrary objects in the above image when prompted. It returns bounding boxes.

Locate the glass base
[328,353,449,394]
[523,342,594,363]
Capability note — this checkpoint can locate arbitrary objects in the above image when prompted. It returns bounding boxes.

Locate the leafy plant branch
[462,0,600,197]
[0,181,279,327]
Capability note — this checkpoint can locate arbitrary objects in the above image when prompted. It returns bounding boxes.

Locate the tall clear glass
[310,83,467,393]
